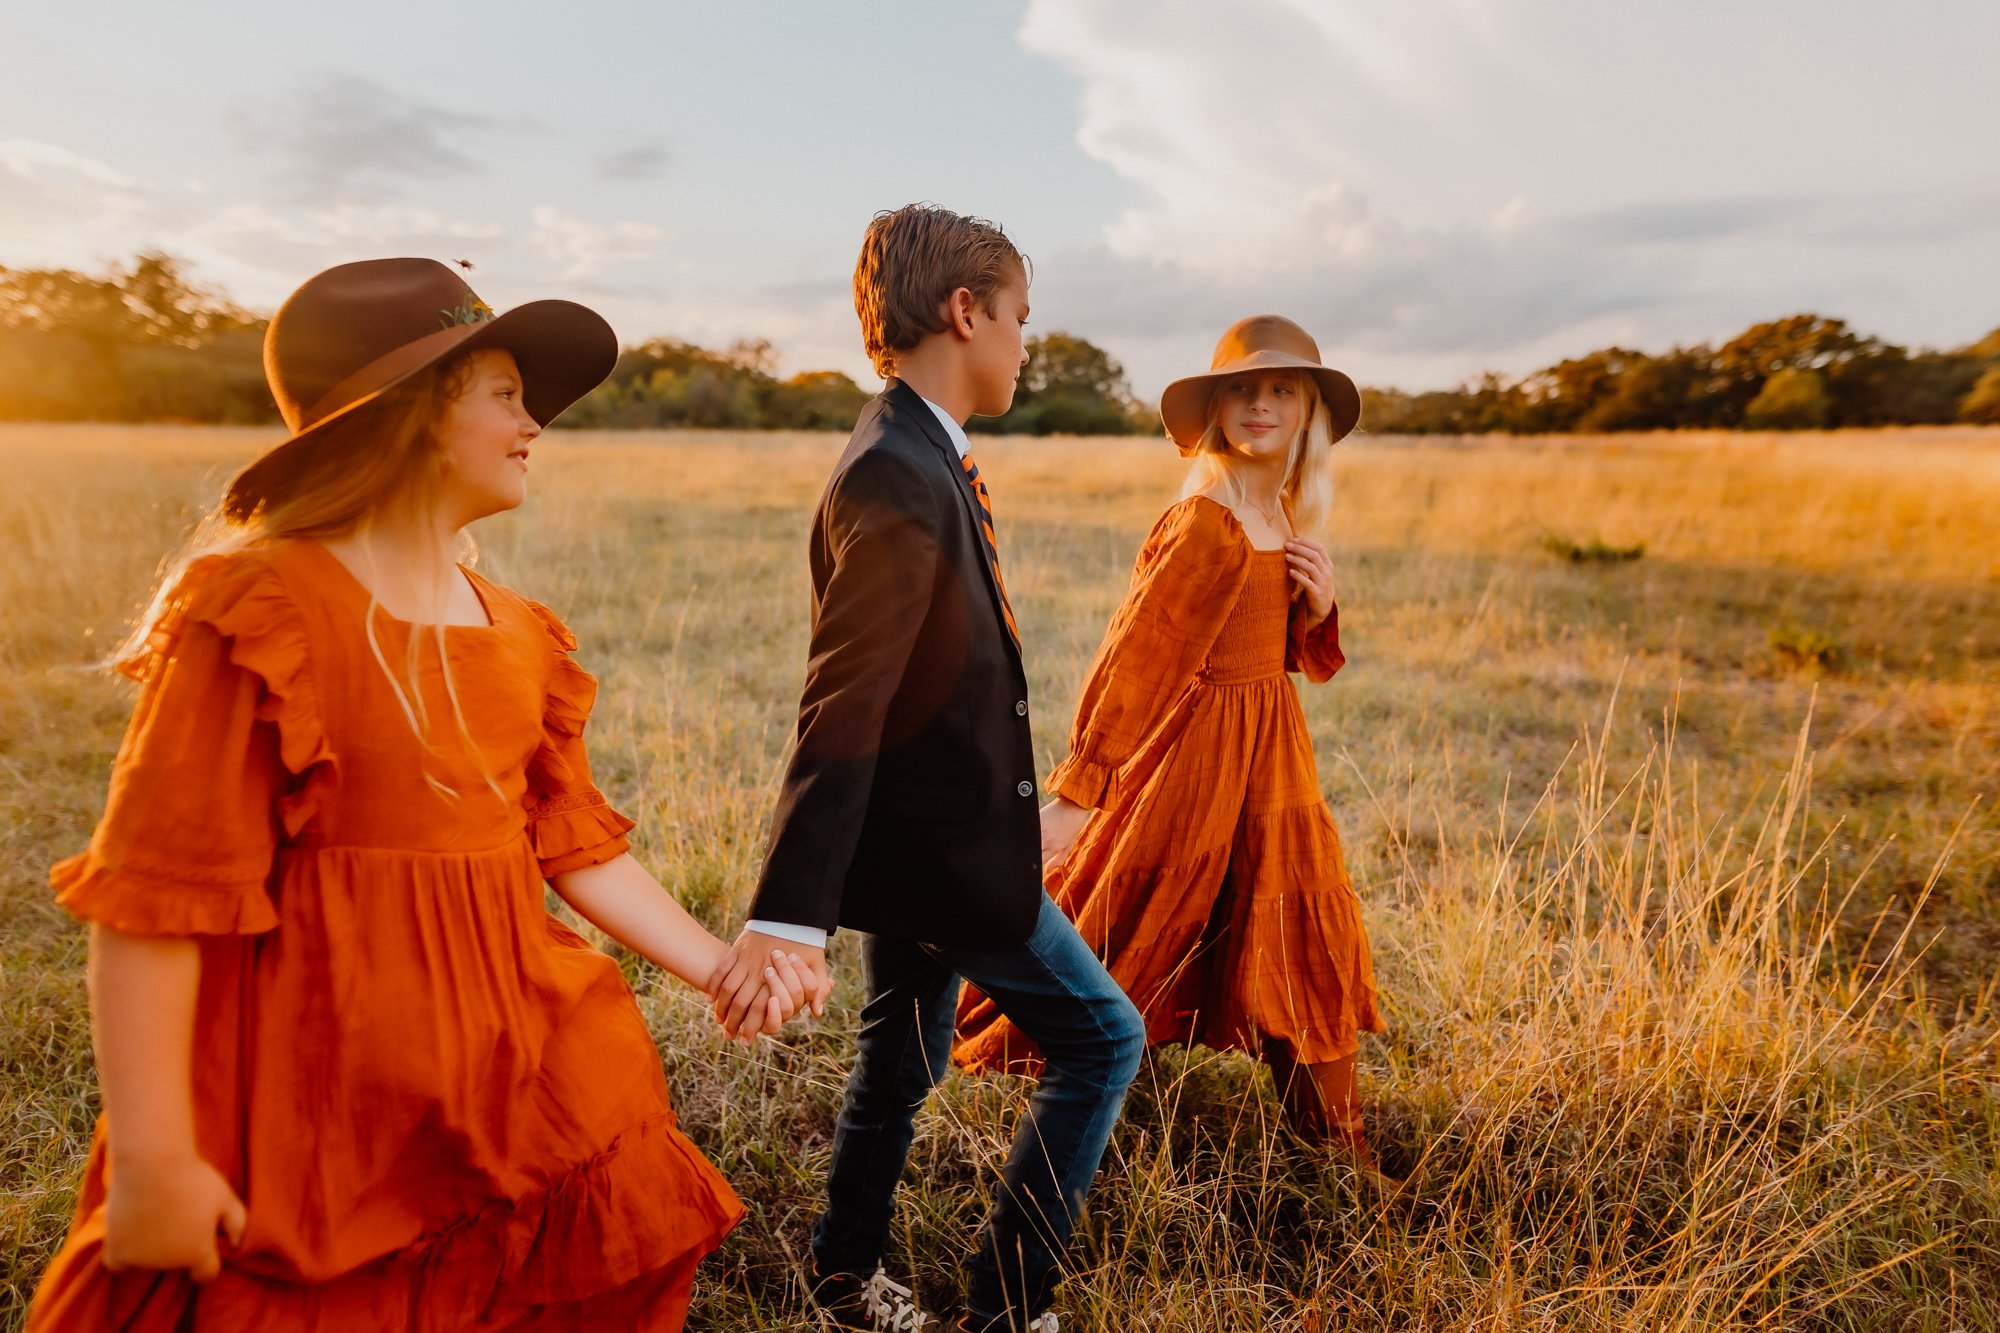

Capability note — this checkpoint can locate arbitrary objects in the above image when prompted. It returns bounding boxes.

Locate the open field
[3,423,1998,1330]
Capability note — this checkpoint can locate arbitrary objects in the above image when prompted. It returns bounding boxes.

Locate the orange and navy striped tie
[960,450,1020,646]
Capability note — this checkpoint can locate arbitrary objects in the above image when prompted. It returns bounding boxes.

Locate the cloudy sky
[4,0,1995,397]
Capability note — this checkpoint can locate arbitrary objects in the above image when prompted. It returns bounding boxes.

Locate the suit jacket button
[1015,700,1028,716]
[1017,780,1034,798]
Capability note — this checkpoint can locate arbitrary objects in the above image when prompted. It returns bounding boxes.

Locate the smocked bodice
[1198,551,1293,685]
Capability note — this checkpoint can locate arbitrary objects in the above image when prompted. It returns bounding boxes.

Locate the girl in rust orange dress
[28,259,812,1332]
[955,315,1386,1162]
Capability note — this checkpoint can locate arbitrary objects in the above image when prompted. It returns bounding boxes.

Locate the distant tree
[677,367,762,427]
[0,252,270,422]
[1357,387,1404,432]
[1824,346,1913,427]
[767,370,869,430]
[1743,367,1831,430]
[1516,348,1643,432]
[1717,314,1874,378]
[1885,352,1984,424]
[1956,329,2000,424]
[572,338,775,428]
[1581,349,1716,431]
[1713,315,1876,426]
[1358,386,1478,434]
[983,332,1146,435]
[1462,372,1526,433]
[722,337,779,377]
[565,336,870,431]
[1958,366,2000,424]
[1358,387,1421,433]
[1036,333,1122,393]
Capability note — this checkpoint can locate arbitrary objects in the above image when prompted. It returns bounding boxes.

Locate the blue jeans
[812,893,1146,1326]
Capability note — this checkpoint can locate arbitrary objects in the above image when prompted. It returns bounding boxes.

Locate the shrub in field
[1769,621,1841,671]
[1540,533,1646,564]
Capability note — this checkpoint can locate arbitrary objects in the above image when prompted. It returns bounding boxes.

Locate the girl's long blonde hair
[1178,370,1338,550]
[120,358,503,804]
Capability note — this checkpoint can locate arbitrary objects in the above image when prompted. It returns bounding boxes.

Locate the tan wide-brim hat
[223,257,618,520]
[1159,314,1361,455]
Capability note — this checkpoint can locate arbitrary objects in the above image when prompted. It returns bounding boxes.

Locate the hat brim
[1159,350,1361,455]
[224,299,618,519]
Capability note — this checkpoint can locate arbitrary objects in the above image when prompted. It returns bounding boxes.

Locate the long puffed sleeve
[1047,498,1252,808]
[1285,597,1346,682]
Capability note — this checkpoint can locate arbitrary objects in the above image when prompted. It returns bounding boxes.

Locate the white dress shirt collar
[917,392,972,459]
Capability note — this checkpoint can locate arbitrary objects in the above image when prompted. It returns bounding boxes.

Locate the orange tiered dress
[954,496,1383,1076]
[30,541,742,1332]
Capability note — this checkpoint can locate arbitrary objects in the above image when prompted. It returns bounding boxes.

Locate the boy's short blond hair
[853,204,1027,377]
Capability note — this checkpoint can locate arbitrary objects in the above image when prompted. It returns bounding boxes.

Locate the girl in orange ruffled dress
[28,259,811,1332]
[955,315,1387,1165]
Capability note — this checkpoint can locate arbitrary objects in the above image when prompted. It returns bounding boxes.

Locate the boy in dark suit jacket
[708,205,1144,1333]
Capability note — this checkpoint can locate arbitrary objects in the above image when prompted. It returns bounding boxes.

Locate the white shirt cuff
[744,919,829,950]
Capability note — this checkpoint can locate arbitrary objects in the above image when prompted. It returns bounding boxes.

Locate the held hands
[1285,538,1337,629]
[1041,796,1091,873]
[103,1148,247,1282]
[705,931,830,1045]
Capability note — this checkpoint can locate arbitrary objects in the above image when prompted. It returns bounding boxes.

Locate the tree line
[3,253,1995,433]
[1364,316,2000,433]
[0,254,1154,434]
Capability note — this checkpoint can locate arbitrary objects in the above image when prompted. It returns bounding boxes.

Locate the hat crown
[1210,314,1322,371]
[1159,314,1359,455]
[264,258,486,431]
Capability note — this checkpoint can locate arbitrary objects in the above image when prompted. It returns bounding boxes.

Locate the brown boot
[1262,1044,1402,1188]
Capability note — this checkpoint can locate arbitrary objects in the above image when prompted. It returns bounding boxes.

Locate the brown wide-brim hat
[1159,314,1361,455]
[224,257,618,519]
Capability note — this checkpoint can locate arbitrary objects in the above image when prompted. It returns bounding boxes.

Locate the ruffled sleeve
[50,551,333,936]
[1286,598,1346,683]
[1047,498,1252,808]
[522,600,637,878]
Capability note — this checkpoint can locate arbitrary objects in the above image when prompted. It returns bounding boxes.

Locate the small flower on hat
[440,294,495,329]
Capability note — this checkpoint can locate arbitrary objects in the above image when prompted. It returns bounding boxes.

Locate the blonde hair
[120,358,504,805]
[1178,370,1338,552]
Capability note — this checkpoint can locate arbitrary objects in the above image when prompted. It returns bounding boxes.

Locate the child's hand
[741,948,811,1044]
[1040,797,1091,872]
[718,978,792,1045]
[707,941,824,1043]
[1285,538,1337,628]
[103,1148,247,1281]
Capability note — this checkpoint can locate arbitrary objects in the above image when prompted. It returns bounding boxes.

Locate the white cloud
[170,204,507,302]
[526,206,668,282]
[225,72,531,205]
[1017,0,2000,392]
[0,140,154,264]
[1018,0,1520,272]
[0,137,679,323]
[197,203,506,251]
[0,139,140,193]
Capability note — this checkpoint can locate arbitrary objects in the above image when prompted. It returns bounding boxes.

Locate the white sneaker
[863,1269,940,1332]
[955,1313,1061,1333]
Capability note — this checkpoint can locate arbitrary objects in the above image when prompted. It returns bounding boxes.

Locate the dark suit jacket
[748,379,1042,948]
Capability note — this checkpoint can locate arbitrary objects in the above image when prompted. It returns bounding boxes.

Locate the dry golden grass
[3,423,1998,1330]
